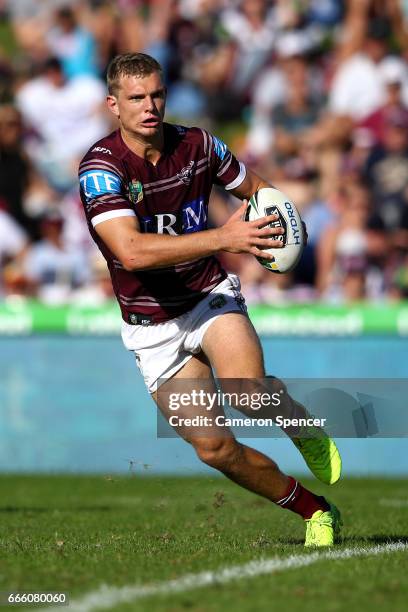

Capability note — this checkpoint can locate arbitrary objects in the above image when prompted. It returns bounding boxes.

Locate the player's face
[107,71,166,139]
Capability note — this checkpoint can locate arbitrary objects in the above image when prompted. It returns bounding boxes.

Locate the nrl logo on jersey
[128,179,143,204]
[177,161,195,185]
[91,146,111,155]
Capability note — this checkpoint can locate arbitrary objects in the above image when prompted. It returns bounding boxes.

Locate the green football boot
[292,435,342,485]
[304,503,342,547]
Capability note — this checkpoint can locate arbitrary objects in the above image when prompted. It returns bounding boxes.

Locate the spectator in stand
[15,57,110,192]
[316,181,385,302]
[24,212,90,305]
[71,250,114,305]
[47,5,100,79]
[363,107,408,232]
[0,104,31,232]
[358,56,408,147]
[161,0,208,119]
[245,31,323,163]
[329,18,392,120]
[197,0,278,120]
[220,0,277,93]
[5,0,76,62]
[115,0,151,54]
[0,102,63,238]
[268,50,323,172]
[79,0,120,74]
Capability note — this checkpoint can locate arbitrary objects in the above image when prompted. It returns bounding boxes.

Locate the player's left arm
[228,167,270,201]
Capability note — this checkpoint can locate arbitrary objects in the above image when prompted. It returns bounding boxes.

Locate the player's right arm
[79,152,283,271]
[94,203,284,271]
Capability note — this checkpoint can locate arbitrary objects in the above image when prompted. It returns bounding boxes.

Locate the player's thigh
[201,312,265,378]
[152,352,232,444]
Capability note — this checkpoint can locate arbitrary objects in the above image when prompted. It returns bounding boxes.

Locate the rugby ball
[245,187,304,273]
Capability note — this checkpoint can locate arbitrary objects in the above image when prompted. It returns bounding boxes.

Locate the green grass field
[1,475,407,611]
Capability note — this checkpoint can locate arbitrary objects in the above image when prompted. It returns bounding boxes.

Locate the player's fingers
[254,238,284,248]
[257,226,285,237]
[250,247,274,260]
[254,214,279,228]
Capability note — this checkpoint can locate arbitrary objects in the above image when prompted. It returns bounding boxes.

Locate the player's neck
[120,127,164,165]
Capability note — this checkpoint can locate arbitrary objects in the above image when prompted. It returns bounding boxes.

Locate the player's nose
[144,96,155,111]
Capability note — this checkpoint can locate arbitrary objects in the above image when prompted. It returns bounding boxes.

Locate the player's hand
[217,200,284,260]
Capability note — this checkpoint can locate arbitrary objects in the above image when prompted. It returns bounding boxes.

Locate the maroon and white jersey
[78,123,246,323]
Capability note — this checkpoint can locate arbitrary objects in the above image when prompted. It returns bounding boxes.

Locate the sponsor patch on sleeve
[79,170,123,199]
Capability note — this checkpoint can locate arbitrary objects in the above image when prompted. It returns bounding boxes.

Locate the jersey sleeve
[202,129,247,191]
[78,153,135,228]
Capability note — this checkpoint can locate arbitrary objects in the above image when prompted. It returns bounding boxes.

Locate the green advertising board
[0,300,407,336]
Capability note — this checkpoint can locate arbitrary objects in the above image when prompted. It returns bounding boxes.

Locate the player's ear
[107,95,120,119]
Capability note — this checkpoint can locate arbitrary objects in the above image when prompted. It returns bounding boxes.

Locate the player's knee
[194,438,241,471]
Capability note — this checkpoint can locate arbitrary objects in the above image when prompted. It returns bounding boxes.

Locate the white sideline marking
[44,542,407,612]
[379,498,408,508]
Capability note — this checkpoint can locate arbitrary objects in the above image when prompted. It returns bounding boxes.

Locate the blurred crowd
[1,0,408,306]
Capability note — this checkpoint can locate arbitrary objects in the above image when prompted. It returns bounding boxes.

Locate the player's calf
[193,436,243,471]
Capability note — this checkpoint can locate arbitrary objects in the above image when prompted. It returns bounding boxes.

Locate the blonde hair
[107,53,163,96]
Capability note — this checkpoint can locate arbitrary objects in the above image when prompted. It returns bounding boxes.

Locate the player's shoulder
[167,123,231,161]
[78,131,126,199]
[79,130,125,174]
[165,122,211,152]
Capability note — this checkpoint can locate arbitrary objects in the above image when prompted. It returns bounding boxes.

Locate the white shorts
[121,274,247,394]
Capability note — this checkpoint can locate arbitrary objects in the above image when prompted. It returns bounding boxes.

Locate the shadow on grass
[278,534,408,546]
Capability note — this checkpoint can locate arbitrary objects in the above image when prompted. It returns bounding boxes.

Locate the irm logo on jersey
[182,197,207,232]
[140,197,207,235]
[79,170,122,199]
